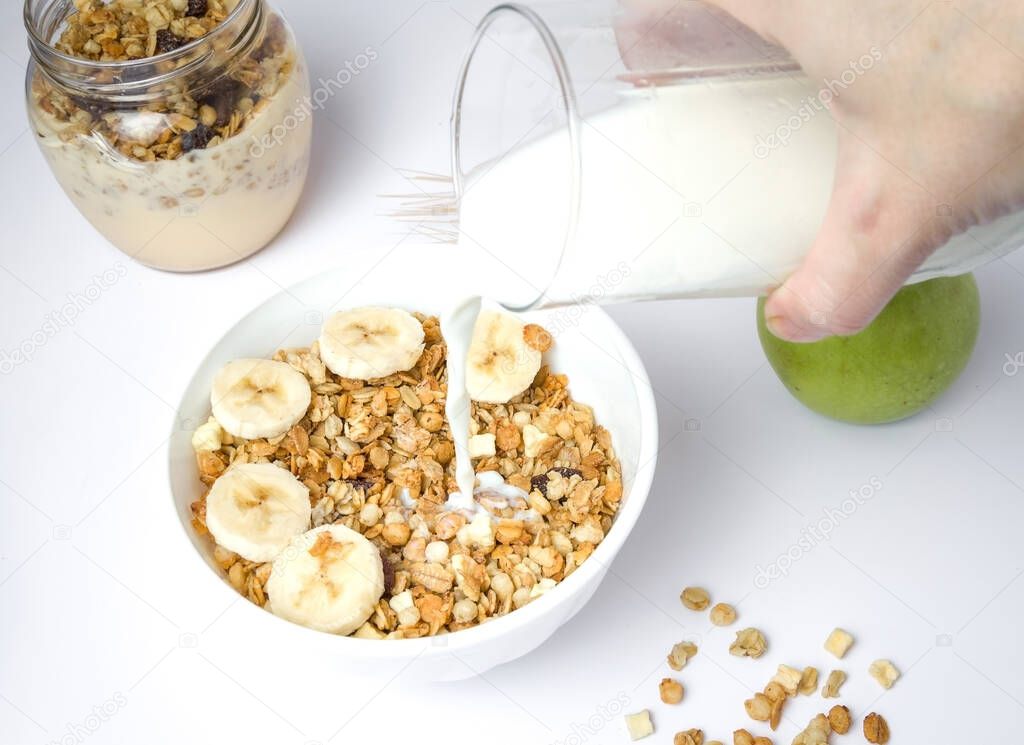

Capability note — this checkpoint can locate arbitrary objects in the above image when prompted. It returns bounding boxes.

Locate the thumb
[763,140,946,342]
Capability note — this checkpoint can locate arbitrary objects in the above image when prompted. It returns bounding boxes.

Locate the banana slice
[211,359,311,440]
[465,309,543,403]
[266,524,385,635]
[319,307,425,380]
[205,462,312,563]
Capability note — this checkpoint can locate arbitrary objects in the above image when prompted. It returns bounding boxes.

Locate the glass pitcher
[428,1,1024,311]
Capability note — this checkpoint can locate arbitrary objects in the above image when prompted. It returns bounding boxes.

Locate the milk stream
[440,295,482,504]
[455,77,1024,307]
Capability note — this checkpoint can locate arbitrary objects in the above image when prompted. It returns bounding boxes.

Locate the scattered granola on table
[821,669,847,698]
[863,713,890,744]
[681,586,711,611]
[190,311,624,638]
[729,627,768,658]
[660,678,685,705]
[709,602,737,626]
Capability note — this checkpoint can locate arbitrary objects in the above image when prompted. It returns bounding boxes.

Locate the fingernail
[765,314,828,343]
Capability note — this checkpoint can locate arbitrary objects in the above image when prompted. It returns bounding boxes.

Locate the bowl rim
[167,270,659,660]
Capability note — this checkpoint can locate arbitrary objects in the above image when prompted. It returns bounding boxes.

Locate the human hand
[703,0,1024,341]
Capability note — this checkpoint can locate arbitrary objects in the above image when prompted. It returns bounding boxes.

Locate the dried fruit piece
[771,665,802,696]
[181,123,213,152]
[729,628,767,658]
[868,659,900,689]
[667,640,699,670]
[798,666,819,695]
[186,0,208,17]
[823,628,854,659]
[625,710,654,740]
[710,602,737,626]
[660,678,684,704]
[744,693,772,721]
[155,29,185,54]
[821,669,846,698]
[826,705,851,734]
[681,586,711,611]
[863,713,890,744]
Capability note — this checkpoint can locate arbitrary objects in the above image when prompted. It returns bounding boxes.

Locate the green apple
[757,274,980,424]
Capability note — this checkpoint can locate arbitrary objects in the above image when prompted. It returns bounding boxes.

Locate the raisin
[530,467,582,496]
[344,478,376,492]
[154,29,184,54]
[379,551,396,596]
[180,123,213,152]
[198,77,244,126]
[186,0,208,17]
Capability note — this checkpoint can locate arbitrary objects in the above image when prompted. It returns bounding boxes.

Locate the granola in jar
[25,0,312,270]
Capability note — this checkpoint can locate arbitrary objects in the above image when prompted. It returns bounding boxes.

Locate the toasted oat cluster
[190,313,623,638]
[32,0,295,162]
[55,0,230,61]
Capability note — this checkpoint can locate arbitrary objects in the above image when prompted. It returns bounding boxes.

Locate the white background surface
[3,1,1024,743]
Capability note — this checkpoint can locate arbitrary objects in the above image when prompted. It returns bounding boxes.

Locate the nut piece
[625,710,654,741]
[821,669,847,698]
[792,714,831,745]
[660,678,685,704]
[863,713,890,744]
[762,682,787,703]
[729,628,768,658]
[667,640,699,670]
[733,730,755,745]
[868,659,901,689]
[768,694,785,731]
[710,602,737,626]
[523,323,553,352]
[824,628,854,659]
[826,705,851,735]
[681,586,711,611]
[744,693,772,721]
[674,730,704,745]
[798,666,819,696]
[771,664,803,696]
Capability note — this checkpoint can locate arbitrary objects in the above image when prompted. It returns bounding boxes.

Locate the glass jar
[24,0,312,271]
[444,1,1024,310]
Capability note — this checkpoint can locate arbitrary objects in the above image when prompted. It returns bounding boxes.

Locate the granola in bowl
[188,308,624,639]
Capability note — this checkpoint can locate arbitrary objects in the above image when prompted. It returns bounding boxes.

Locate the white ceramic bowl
[168,263,658,682]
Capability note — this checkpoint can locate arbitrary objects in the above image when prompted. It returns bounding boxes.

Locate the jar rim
[23,0,256,72]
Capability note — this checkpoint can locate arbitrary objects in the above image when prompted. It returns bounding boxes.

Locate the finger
[763,141,944,342]
[696,0,783,44]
